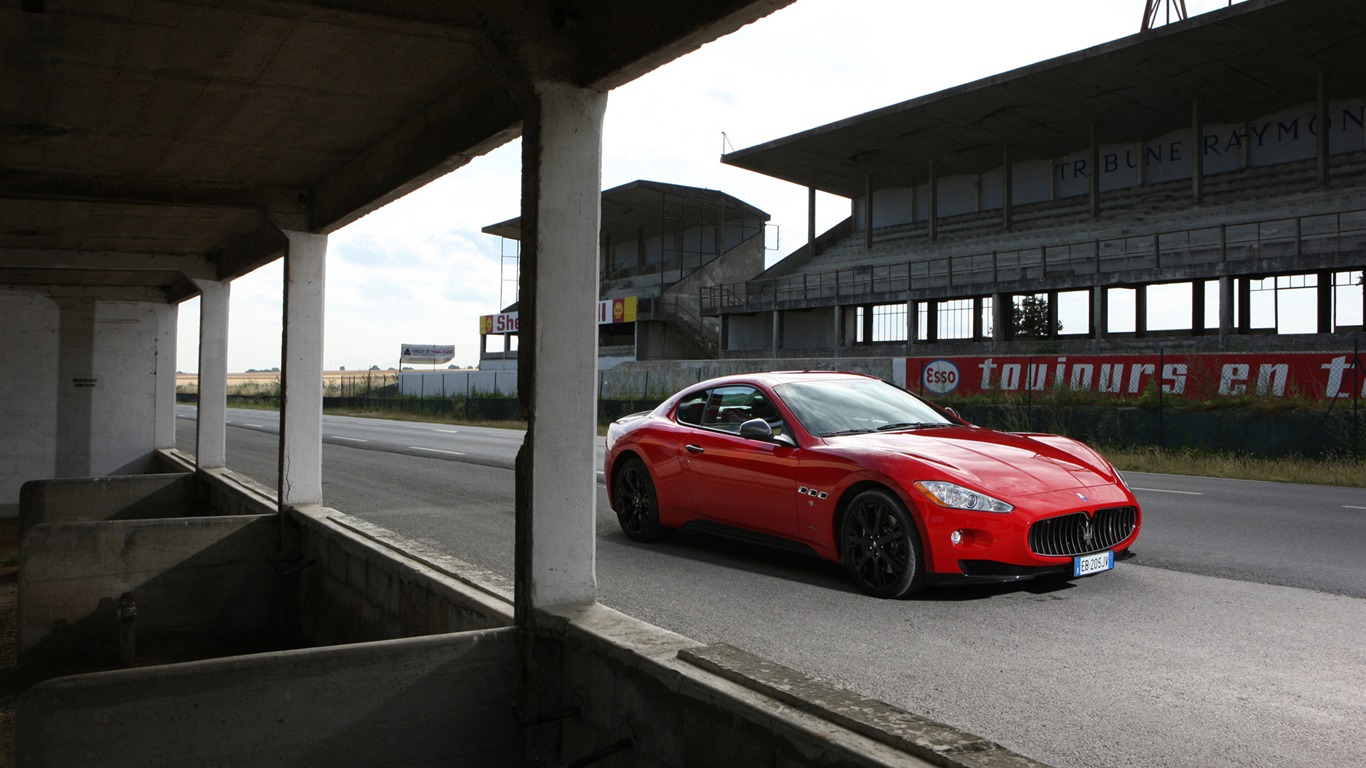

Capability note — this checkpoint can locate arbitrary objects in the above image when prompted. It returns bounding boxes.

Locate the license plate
[1073,550,1114,577]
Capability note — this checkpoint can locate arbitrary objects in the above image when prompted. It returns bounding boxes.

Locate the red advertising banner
[909,352,1365,401]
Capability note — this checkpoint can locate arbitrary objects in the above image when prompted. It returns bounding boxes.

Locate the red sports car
[605,371,1140,598]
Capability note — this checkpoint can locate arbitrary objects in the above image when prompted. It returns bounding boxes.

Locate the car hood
[829,427,1118,497]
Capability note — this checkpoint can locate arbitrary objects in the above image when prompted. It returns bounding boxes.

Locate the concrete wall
[0,290,175,516]
[289,506,515,645]
[15,627,522,768]
[18,473,203,534]
[18,514,280,663]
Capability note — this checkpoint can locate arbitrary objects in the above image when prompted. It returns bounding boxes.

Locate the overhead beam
[0,171,308,220]
[0,249,219,280]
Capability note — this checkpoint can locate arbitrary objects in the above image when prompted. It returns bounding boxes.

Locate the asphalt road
[176,407,1366,768]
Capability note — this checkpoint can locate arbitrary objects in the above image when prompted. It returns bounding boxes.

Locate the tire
[839,487,925,598]
[612,457,671,542]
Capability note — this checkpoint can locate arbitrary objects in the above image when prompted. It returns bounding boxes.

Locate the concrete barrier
[15,627,522,768]
[18,515,280,663]
[18,473,204,534]
[287,506,515,644]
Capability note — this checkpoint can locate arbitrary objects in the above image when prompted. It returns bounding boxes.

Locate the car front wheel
[612,457,670,542]
[839,488,925,598]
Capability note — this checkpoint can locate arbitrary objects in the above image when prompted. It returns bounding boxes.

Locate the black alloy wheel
[612,458,670,542]
[839,488,925,598]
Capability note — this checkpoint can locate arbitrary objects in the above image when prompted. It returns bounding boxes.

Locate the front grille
[1029,506,1137,557]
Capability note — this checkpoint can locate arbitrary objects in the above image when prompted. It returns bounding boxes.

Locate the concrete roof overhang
[721,0,1366,199]
[482,178,770,242]
[0,0,792,302]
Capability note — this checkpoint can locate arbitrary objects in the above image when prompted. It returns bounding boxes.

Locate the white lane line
[409,447,466,455]
[1132,487,1204,496]
[1345,505,1366,510]
[330,436,367,442]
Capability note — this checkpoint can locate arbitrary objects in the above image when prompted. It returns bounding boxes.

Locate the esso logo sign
[922,359,960,395]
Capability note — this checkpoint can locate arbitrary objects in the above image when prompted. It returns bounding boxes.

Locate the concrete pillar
[193,279,230,469]
[1192,99,1204,204]
[1219,275,1235,341]
[771,310,781,357]
[154,302,178,451]
[1089,123,1101,218]
[515,80,606,614]
[1092,285,1107,340]
[807,186,817,258]
[1135,284,1148,338]
[833,305,844,351]
[279,230,327,509]
[992,292,1009,342]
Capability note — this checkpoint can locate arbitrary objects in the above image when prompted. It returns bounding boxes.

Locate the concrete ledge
[18,473,203,534]
[19,515,280,662]
[535,602,1050,768]
[15,627,522,768]
[680,643,1049,768]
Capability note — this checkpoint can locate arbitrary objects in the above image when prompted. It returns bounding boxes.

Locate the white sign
[400,344,455,364]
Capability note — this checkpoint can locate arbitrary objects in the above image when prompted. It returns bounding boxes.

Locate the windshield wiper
[875,422,949,432]
[823,428,874,437]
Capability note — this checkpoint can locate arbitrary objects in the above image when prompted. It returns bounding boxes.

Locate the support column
[807,186,817,258]
[154,301,178,451]
[927,160,938,241]
[771,310,781,357]
[864,174,873,250]
[1219,275,1235,341]
[1089,123,1101,218]
[1318,72,1330,189]
[1192,99,1204,204]
[1317,270,1333,333]
[1002,145,1013,231]
[993,292,1010,342]
[1092,285,1107,341]
[1135,284,1148,339]
[834,305,844,351]
[279,230,327,510]
[194,279,231,469]
[1192,280,1206,337]
[515,80,606,615]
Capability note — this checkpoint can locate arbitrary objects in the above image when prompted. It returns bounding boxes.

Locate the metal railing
[701,208,1366,313]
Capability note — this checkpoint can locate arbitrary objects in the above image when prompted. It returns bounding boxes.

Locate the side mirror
[739,418,795,446]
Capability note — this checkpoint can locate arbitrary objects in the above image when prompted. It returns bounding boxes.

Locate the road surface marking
[409,447,466,455]
[1132,487,1203,496]
[330,436,367,442]
[1345,505,1366,510]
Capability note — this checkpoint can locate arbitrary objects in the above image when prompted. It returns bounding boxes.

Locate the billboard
[400,344,455,364]
[909,352,1364,402]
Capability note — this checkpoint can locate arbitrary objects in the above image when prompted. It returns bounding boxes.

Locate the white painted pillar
[279,231,327,509]
[193,279,230,469]
[517,81,606,612]
[154,302,178,450]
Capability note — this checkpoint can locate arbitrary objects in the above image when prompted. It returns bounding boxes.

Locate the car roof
[690,370,881,390]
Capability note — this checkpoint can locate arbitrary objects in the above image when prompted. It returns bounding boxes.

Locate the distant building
[476,180,769,369]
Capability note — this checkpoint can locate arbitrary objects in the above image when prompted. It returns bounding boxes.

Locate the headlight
[914,481,1014,513]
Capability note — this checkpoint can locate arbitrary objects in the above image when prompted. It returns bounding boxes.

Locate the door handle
[685,444,704,454]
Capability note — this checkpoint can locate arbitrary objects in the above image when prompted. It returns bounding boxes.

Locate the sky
[175,0,1245,374]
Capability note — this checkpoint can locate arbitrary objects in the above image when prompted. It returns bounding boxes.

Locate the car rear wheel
[839,488,924,598]
[613,457,670,542]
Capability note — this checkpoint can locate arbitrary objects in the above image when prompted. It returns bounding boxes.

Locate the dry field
[176,370,388,394]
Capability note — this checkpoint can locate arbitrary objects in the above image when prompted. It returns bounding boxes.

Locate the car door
[676,385,800,539]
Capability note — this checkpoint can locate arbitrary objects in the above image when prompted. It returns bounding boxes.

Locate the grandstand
[477,180,768,368]
[715,0,1366,359]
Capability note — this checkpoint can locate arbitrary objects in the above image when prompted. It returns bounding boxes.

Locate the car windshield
[774,378,953,438]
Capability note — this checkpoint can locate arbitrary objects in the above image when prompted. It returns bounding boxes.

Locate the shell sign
[479,297,636,335]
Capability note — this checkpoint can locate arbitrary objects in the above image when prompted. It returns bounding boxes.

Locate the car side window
[675,392,707,426]
[697,385,785,437]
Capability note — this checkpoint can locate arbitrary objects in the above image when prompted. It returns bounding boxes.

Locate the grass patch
[1104,446,1366,488]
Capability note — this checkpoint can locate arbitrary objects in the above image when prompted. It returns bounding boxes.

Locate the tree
[1012,294,1061,339]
